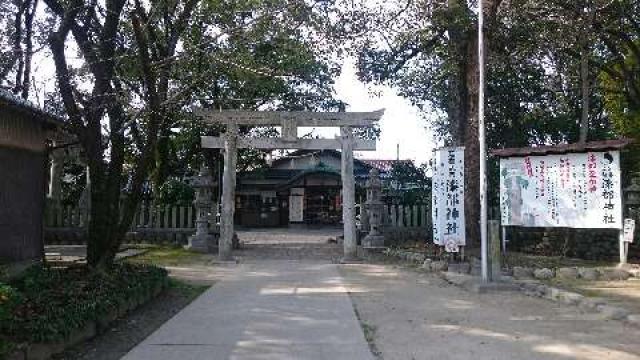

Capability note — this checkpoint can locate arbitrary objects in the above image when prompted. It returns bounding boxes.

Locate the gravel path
[339,263,640,360]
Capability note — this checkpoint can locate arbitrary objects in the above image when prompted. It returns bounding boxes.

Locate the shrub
[0,282,21,358]
[1,263,167,344]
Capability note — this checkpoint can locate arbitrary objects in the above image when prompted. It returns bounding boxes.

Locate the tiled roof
[0,89,63,126]
[239,169,303,180]
[271,149,373,170]
[359,159,412,172]
[490,139,633,158]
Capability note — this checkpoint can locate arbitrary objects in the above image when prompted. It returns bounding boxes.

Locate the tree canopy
[0,0,638,261]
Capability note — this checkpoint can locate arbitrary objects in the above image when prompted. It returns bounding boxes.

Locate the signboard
[624,219,635,243]
[432,147,465,252]
[499,151,622,229]
[289,188,304,223]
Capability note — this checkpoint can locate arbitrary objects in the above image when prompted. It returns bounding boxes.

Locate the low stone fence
[45,201,203,245]
[505,227,622,260]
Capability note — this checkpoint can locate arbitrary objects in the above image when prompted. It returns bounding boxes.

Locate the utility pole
[478,0,489,282]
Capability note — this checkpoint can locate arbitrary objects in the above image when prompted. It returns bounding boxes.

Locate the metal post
[478,0,488,282]
[501,226,507,253]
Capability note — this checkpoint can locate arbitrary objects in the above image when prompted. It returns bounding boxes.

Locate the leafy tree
[600,42,640,173]
[0,0,40,98]
[40,0,349,268]
[349,0,636,243]
[386,161,431,204]
[351,0,505,245]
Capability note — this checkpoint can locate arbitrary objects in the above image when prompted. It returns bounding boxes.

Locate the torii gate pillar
[340,127,357,261]
[219,123,238,261]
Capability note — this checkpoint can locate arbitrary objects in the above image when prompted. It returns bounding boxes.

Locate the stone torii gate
[197,109,385,261]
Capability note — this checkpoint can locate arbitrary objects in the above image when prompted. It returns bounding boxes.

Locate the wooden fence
[44,201,202,245]
[45,201,432,245]
[357,202,432,244]
[381,203,431,229]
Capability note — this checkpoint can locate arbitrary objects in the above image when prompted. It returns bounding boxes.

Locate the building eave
[0,89,65,128]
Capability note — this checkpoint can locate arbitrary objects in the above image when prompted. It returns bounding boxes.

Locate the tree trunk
[459,0,502,248]
[579,46,590,143]
[86,163,122,269]
[463,32,481,248]
[20,0,37,99]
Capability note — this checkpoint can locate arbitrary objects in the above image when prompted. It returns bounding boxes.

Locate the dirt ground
[549,276,640,315]
[339,262,640,360]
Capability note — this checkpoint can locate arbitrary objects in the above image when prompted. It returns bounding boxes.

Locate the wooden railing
[381,203,431,229]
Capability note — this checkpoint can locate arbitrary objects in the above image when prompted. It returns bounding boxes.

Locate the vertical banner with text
[432,147,466,252]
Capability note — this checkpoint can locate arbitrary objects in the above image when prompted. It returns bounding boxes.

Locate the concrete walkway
[122,260,373,360]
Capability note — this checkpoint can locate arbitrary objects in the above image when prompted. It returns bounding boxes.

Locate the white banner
[432,147,465,251]
[499,151,622,229]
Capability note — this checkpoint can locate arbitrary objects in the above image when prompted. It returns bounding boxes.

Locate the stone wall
[506,227,627,260]
[381,226,431,246]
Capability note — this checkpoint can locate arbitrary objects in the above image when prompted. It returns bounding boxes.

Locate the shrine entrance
[195,109,384,261]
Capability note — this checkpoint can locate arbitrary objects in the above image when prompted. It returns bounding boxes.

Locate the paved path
[123,260,373,360]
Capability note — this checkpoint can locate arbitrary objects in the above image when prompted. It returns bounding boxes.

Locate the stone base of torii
[195,109,384,261]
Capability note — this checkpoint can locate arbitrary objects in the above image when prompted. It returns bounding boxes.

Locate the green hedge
[0,263,167,346]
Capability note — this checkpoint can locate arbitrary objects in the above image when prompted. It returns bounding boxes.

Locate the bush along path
[0,263,168,360]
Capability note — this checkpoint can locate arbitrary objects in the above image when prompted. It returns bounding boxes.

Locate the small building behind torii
[235,149,404,227]
[195,109,385,261]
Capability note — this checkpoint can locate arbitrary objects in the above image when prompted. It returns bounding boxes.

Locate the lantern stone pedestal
[363,169,385,249]
[187,166,216,253]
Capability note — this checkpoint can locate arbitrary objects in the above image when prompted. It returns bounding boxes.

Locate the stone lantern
[187,165,215,253]
[363,168,385,248]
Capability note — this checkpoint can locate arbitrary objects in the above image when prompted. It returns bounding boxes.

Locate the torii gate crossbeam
[197,109,384,261]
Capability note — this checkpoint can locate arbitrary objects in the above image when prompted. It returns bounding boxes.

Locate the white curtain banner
[499,151,622,229]
[432,147,466,251]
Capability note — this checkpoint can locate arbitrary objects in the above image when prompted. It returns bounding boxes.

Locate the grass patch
[167,278,210,299]
[360,321,377,345]
[127,246,205,267]
[347,291,382,359]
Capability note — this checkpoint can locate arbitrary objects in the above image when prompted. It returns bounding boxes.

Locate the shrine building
[234,150,406,227]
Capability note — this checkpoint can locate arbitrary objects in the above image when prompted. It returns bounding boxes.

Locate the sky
[28,45,435,165]
[333,59,435,165]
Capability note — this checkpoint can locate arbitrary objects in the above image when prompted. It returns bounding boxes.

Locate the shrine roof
[271,149,373,170]
[240,169,302,180]
[0,89,64,127]
[359,159,412,172]
[490,139,633,158]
